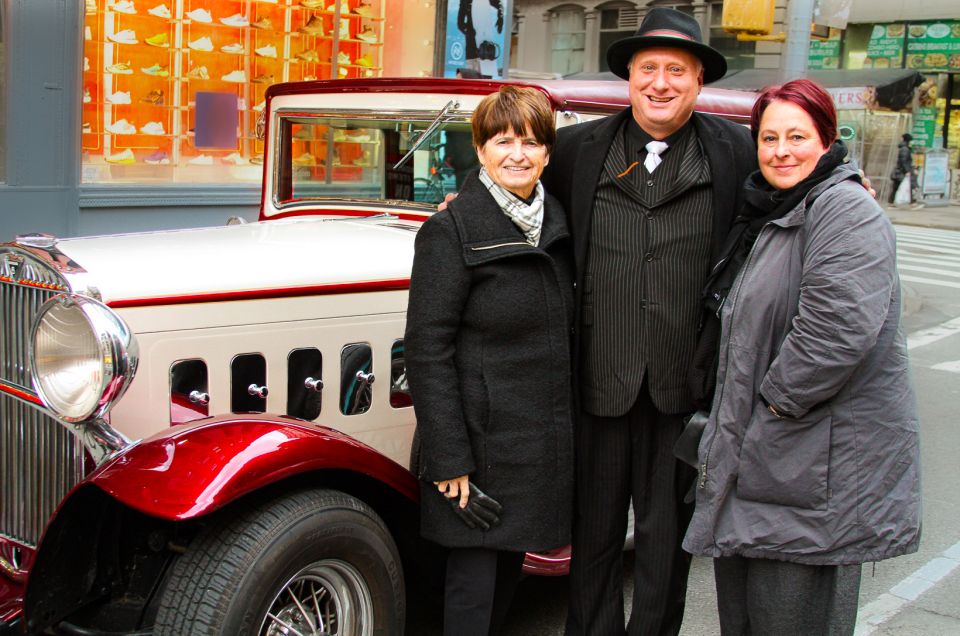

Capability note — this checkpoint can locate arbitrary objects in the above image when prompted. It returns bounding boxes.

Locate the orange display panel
[81,0,384,184]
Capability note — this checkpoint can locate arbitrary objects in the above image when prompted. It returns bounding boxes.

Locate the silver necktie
[644,140,669,174]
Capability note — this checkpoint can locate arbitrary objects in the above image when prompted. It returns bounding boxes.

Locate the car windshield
[275,114,478,206]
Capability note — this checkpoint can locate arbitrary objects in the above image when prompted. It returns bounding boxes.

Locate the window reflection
[279,115,476,205]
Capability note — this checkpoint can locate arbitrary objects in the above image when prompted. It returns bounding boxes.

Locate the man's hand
[438,192,458,212]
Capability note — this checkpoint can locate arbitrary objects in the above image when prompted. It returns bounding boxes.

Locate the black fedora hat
[606,8,727,83]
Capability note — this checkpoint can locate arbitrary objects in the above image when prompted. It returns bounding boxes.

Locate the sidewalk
[884,200,960,232]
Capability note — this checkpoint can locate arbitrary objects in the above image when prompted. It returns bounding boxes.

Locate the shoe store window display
[81,0,384,183]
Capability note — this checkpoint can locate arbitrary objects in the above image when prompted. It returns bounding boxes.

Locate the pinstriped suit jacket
[541,108,758,416]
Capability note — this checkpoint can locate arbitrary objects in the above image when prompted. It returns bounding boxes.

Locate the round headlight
[30,294,139,423]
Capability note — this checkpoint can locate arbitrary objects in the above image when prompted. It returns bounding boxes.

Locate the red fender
[89,414,419,520]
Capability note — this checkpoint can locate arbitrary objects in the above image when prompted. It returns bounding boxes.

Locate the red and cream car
[0,78,753,635]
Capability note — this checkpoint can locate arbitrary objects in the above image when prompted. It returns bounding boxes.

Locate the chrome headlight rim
[29,293,139,423]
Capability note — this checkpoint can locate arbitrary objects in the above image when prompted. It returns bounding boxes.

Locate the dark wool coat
[404,171,575,552]
[540,109,758,403]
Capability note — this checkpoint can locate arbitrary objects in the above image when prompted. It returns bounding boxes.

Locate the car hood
[53,215,421,306]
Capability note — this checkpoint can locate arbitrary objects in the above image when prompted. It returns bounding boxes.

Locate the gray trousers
[714,556,862,636]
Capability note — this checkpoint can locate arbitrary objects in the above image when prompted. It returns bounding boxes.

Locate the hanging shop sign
[808,28,841,70]
[911,106,939,149]
[826,86,877,110]
[905,22,960,72]
[864,23,905,69]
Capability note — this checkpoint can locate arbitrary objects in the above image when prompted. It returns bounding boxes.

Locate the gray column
[692,0,708,41]
[514,12,528,70]
[544,11,554,73]
[782,0,815,80]
[584,10,599,73]
[0,0,83,236]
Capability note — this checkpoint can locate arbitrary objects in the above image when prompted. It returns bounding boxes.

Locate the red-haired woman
[683,79,921,634]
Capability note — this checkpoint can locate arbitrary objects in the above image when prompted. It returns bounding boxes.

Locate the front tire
[154,489,404,635]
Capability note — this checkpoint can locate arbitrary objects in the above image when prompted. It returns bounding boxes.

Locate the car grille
[1,251,85,548]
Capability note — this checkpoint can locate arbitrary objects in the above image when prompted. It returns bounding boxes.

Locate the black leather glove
[447,483,503,530]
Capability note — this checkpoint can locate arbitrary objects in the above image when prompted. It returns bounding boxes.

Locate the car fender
[89,414,419,520]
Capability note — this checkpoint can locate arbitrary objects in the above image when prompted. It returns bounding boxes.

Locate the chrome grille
[1,251,85,548]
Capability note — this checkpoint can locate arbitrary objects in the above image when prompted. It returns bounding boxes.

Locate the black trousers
[444,547,525,636]
[714,556,862,635]
[565,383,696,635]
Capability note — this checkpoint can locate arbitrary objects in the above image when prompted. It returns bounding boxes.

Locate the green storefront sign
[865,23,905,69]
[911,107,939,148]
[808,29,841,70]
[906,22,960,72]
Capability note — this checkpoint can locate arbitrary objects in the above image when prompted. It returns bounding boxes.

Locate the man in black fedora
[539,8,757,634]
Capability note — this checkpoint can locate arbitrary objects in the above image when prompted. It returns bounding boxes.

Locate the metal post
[943,73,954,150]
[781,0,816,81]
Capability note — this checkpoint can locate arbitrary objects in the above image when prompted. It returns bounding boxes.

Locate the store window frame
[79,0,385,191]
[548,4,586,77]
[597,1,639,73]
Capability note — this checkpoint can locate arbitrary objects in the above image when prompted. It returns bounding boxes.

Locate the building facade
[0,0,441,239]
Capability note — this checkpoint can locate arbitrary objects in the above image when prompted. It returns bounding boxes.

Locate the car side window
[389,339,411,409]
[170,359,209,423]
[287,348,322,421]
[340,343,373,415]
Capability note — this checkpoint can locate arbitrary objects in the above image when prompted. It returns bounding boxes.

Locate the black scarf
[687,141,848,410]
[703,140,848,316]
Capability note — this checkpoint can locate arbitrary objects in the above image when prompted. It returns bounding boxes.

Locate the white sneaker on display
[221,13,250,27]
[255,44,278,58]
[221,43,246,55]
[221,70,248,83]
[189,37,214,52]
[140,121,166,135]
[106,119,137,135]
[106,91,132,104]
[108,0,137,15]
[186,8,213,23]
[188,155,214,165]
[108,29,139,45]
[147,4,171,18]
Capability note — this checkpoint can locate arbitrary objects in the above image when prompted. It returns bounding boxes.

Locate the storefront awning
[709,69,924,110]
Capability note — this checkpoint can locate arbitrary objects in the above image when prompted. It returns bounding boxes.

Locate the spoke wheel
[262,560,374,636]
[154,489,404,636]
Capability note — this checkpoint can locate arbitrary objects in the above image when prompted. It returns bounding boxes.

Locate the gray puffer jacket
[683,163,921,565]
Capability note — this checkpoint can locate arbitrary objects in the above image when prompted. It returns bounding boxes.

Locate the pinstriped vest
[580,122,713,417]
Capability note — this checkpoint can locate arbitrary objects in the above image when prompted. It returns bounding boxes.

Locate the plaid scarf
[478,167,545,246]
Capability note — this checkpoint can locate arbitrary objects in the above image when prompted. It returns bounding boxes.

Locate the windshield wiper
[392,99,460,170]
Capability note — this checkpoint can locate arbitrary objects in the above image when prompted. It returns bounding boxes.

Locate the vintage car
[0,78,754,635]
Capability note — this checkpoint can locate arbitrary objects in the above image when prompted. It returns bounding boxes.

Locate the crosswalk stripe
[900,274,960,290]
[896,242,960,257]
[898,254,960,266]
[898,264,960,278]
[895,227,960,288]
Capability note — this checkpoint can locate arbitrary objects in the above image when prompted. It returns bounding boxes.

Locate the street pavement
[885,199,960,233]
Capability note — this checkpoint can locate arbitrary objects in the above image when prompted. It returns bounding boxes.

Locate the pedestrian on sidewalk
[889,133,915,205]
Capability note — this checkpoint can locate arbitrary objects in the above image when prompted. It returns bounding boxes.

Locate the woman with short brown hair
[405,86,573,635]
